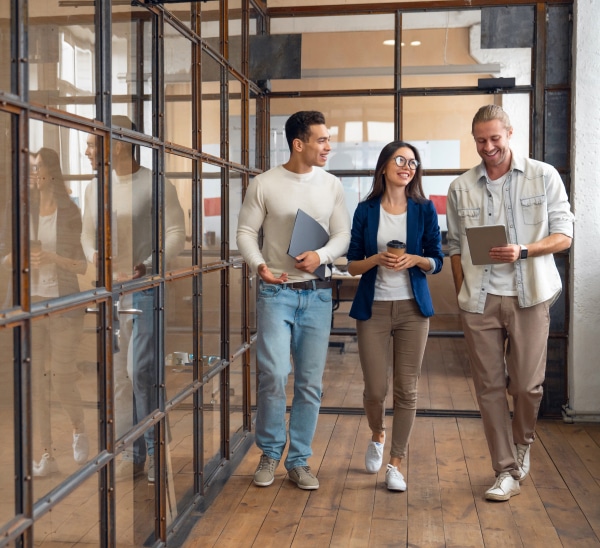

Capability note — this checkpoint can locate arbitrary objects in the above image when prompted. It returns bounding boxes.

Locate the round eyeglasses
[393,156,419,170]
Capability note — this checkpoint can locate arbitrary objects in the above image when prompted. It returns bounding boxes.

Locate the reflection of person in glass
[81,117,185,483]
[27,148,89,476]
[347,142,444,491]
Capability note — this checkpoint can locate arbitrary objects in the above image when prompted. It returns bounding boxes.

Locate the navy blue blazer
[347,196,444,320]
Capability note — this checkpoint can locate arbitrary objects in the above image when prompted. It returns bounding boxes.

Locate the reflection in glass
[0,112,13,309]
[202,271,221,361]
[229,77,243,165]
[28,0,96,119]
[165,24,192,149]
[201,51,222,159]
[115,437,156,547]
[0,329,15,525]
[165,395,195,530]
[201,166,222,263]
[165,277,194,400]
[34,471,100,546]
[112,8,153,135]
[28,148,87,303]
[165,153,192,271]
[113,288,157,484]
[203,378,222,480]
[32,307,98,500]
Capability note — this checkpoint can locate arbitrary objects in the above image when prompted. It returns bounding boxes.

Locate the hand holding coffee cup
[386,240,406,256]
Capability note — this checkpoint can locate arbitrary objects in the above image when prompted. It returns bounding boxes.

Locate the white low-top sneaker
[485,472,521,501]
[73,433,90,464]
[33,453,59,477]
[385,464,406,491]
[365,436,385,473]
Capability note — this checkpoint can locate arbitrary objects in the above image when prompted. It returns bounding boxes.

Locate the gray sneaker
[254,454,279,487]
[288,466,319,490]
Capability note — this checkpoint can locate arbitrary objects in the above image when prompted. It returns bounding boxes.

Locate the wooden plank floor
[183,416,600,548]
[183,318,600,547]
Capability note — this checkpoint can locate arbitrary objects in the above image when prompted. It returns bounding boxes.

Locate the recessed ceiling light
[383,39,395,46]
[410,40,421,46]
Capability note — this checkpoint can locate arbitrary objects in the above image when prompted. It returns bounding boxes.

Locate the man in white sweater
[237,111,350,490]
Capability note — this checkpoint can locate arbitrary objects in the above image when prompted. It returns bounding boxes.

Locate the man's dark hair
[284,111,326,152]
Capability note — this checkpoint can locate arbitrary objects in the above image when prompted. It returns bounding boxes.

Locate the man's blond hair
[471,105,512,135]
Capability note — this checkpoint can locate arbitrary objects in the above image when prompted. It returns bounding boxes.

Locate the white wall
[567,0,600,421]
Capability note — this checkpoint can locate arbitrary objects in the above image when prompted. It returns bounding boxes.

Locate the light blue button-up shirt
[446,153,574,313]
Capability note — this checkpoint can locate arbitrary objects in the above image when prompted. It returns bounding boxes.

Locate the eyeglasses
[393,156,419,170]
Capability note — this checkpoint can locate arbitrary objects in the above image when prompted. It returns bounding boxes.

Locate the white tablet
[465,225,508,265]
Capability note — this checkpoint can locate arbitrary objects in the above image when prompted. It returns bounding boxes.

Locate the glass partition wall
[0,0,572,545]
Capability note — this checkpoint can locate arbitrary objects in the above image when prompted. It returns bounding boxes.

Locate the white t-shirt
[32,211,59,298]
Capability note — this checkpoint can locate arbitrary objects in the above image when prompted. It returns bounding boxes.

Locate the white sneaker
[365,437,385,473]
[485,472,521,501]
[516,444,531,481]
[72,433,89,464]
[385,464,406,491]
[33,453,59,477]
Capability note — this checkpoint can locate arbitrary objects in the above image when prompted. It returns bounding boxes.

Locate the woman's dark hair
[365,140,426,203]
[34,147,71,206]
[284,111,326,151]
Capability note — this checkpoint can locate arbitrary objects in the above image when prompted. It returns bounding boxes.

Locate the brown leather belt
[282,279,334,291]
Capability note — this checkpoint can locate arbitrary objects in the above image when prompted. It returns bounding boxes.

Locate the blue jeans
[115,290,156,464]
[256,281,332,470]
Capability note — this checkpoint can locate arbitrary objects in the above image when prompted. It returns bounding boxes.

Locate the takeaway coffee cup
[386,240,406,256]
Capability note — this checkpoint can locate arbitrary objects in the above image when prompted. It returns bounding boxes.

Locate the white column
[567,0,600,421]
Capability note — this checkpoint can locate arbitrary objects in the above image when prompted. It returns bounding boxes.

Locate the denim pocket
[457,207,481,233]
[317,289,333,303]
[258,282,282,298]
[520,194,547,225]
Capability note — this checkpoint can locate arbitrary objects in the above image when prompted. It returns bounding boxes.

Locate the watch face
[521,248,528,259]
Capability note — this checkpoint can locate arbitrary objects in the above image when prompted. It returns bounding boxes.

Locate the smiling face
[294,123,331,170]
[473,118,513,175]
[383,146,417,190]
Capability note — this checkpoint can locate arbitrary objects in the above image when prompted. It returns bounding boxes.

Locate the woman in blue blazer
[347,140,443,491]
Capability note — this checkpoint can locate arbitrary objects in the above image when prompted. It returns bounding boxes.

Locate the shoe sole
[485,488,520,501]
[288,477,319,490]
[386,484,406,492]
[254,477,275,487]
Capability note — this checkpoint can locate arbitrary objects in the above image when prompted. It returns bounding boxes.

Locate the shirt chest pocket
[457,208,481,233]
[520,194,547,225]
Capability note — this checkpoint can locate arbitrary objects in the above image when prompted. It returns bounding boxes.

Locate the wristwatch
[520,245,528,259]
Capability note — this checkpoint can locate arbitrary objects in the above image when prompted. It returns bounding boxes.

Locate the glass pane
[0,328,15,525]
[230,263,243,352]
[0,12,10,93]
[228,0,243,74]
[249,97,258,170]
[202,271,221,366]
[34,472,100,545]
[200,1,220,39]
[203,377,222,481]
[166,394,195,530]
[165,277,194,400]
[270,96,393,170]
[28,120,95,300]
[32,306,99,501]
[201,52,222,159]
[401,94,530,170]
[270,15,394,92]
[115,436,156,546]
[112,7,153,136]
[113,288,158,453]
[165,24,193,149]
[165,153,193,271]
[229,77,243,165]
[401,10,532,89]
[110,140,155,283]
[0,112,13,309]
[28,0,96,119]
[201,165,221,263]
[229,357,244,441]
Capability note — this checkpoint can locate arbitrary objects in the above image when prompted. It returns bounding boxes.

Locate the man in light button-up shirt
[446,105,574,503]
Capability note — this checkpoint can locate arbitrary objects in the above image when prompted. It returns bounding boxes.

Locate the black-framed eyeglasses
[393,156,419,170]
